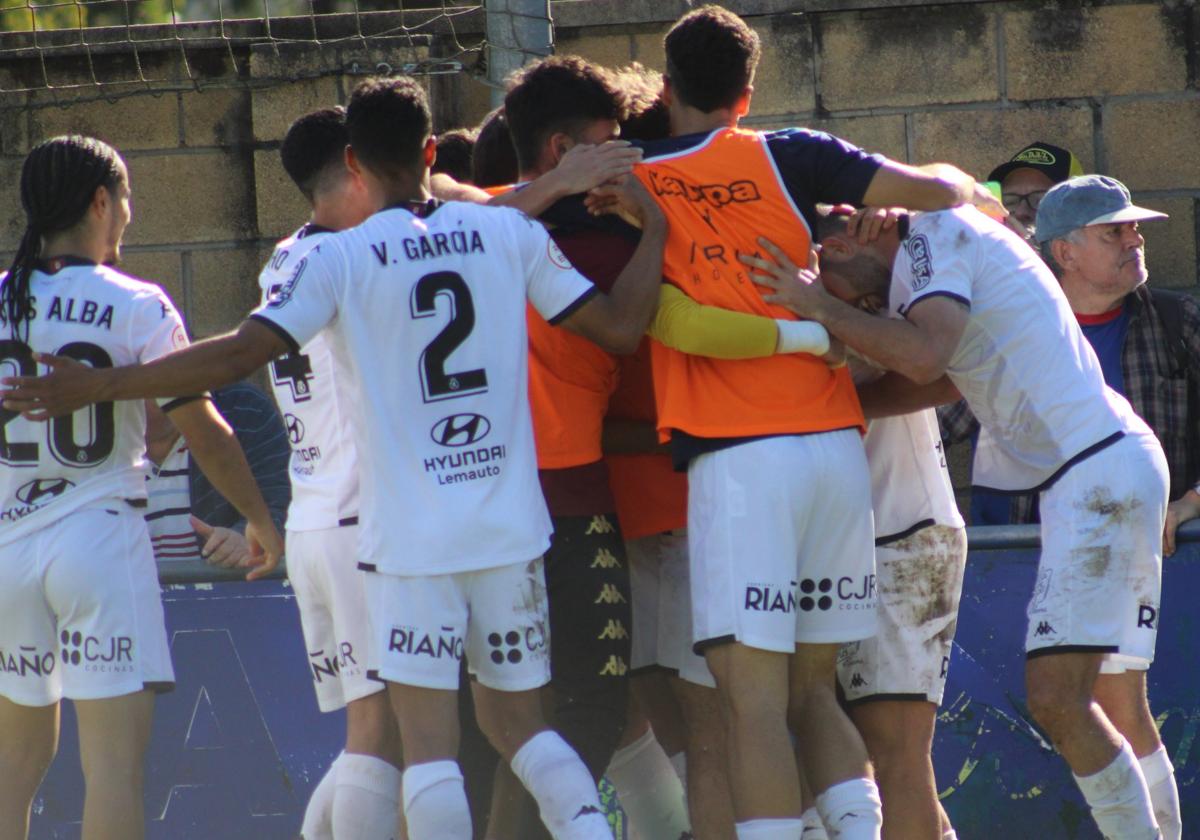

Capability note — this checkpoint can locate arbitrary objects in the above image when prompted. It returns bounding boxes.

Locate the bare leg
[671,676,736,839]
[75,690,155,840]
[0,697,59,840]
[788,644,872,794]
[1025,653,1120,774]
[848,701,939,840]
[1094,670,1161,758]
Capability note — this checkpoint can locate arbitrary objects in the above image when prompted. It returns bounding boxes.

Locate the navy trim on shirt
[900,291,972,317]
[249,313,300,354]
[875,518,937,547]
[973,431,1126,496]
[547,286,600,326]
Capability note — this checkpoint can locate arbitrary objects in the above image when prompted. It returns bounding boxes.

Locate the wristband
[775,319,831,356]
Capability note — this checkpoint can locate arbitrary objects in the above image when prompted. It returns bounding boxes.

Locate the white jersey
[0,261,189,547]
[888,208,1149,492]
[251,201,596,575]
[865,411,964,544]
[259,224,359,532]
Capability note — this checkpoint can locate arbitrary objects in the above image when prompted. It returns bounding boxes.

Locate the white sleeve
[891,220,974,319]
[510,211,598,324]
[129,290,196,409]
[250,240,343,352]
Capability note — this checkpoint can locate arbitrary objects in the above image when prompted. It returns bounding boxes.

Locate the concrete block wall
[1,0,1197,508]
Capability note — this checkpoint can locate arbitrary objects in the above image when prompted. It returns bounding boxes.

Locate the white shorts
[1027,432,1168,671]
[838,524,967,705]
[628,531,715,688]
[288,525,384,712]
[689,431,878,653]
[0,503,174,706]
[364,558,551,692]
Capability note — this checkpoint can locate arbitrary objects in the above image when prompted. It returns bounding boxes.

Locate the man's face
[1068,221,1148,296]
[817,239,893,313]
[1001,167,1055,229]
[103,160,132,265]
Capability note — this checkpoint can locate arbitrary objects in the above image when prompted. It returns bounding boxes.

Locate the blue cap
[1034,175,1167,243]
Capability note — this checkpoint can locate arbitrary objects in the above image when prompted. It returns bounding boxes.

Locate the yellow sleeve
[647,284,778,359]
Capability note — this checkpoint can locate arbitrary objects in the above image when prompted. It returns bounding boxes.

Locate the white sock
[332,752,403,839]
[607,729,692,840]
[510,730,611,840]
[1139,746,1180,840]
[736,817,805,839]
[942,831,958,840]
[815,778,883,840]
[1073,741,1159,840]
[401,760,471,840]
[301,751,342,839]
[669,750,689,793]
[801,806,829,839]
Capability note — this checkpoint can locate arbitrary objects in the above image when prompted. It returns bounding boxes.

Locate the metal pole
[485,0,552,108]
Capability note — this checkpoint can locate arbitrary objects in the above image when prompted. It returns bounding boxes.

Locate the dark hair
[664,5,761,113]
[280,106,349,201]
[2,135,123,341]
[504,55,625,172]
[345,76,432,182]
[471,107,519,188]
[613,63,671,143]
[814,205,853,241]
[432,128,477,183]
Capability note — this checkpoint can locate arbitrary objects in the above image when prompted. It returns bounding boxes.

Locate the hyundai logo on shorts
[15,478,75,506]
[431,413,491,447]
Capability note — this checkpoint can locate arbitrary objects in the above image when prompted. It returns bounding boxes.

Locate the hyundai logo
[284,413,306,445]
[431,413,491,447]
[16,478,75,506]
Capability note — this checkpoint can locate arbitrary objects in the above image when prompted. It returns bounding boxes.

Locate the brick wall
[1,0,1197,504]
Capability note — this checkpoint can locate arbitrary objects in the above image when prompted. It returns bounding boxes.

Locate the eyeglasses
[1002,190,1048,212]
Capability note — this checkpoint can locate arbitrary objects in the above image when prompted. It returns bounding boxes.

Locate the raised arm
[864,161,1005,217]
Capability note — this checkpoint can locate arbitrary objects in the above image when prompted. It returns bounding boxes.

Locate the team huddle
[0,5,1183,840]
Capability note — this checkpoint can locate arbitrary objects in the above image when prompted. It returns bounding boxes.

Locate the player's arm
[863,161,1005,217]
[490,142,643,217]
[554,177,668,354]
[1,320,288,420]
[742,238,967,384]
[166,397,285,579]
[856,372,961,419]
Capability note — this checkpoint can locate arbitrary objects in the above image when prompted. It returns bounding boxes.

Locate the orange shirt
[633,128,865,440]
[606,337,688,540]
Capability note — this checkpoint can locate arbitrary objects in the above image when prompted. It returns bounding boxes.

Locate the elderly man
[741,202,1174,840]
[1036,176,1200,574]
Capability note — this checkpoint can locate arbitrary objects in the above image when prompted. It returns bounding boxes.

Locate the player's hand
[585,174,664,229]
[1,352,104,420]
[970,180,1008,221]
[243,519,284,581]
[554,141,642,195]
[1004,213,1034,241]
[823,335,847,368]
[844,205,905,245]
[1163,490,1200,557]
[740,237,832,321]
[190,515,252,569]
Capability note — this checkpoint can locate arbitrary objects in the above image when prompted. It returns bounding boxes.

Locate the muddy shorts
[1027,431,1168,671]
[838,524,967,705]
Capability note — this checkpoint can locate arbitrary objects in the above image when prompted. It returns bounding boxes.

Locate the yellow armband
[647,284,778,360]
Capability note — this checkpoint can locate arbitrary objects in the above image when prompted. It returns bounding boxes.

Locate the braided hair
[1,135,124,341]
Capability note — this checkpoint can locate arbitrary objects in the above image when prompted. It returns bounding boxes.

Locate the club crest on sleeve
[905,234,933,291]
[547,238,572,270]
[267,256,308,308]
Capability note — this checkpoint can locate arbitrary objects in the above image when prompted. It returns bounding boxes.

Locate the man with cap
[740,199,1174,840]
[989,141,1085,238]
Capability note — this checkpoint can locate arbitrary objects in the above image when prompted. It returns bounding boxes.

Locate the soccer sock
[735,817,805,839]
[801,806,829,839]
[815,778,883,840]
[1138,746,1181,840]
[942,832,958,840]
[401,760,472,840]
[331,752,403,840]
[606,728,692,840]
[300,751,342,840]
[1073,741,1159,840]
[510,730,611,840]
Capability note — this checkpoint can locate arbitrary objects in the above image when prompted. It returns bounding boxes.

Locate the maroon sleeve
[549,228,638,295]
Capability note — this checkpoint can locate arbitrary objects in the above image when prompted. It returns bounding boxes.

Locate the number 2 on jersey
[0,340,116,467]
[411,271,488,403]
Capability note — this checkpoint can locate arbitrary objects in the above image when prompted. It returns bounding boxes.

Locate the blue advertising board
[28,531,1200,838]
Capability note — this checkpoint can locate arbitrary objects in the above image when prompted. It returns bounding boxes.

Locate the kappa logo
[284,413,305,445]
[431,413,491,448]
[15,478,74,506]
[849,672,867,689]
[646,170,762,208]
[905,234,934,292]
[1034,621,1056,637]
[599,655,628,677]
[597,619,629,641]
[594,584,627,605]
[590,548,622,569]
[585,515,615,535]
